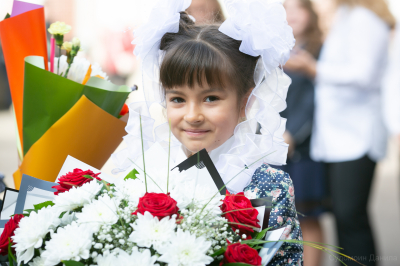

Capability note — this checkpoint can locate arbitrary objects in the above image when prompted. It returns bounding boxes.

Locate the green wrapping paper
[22,56,131,155]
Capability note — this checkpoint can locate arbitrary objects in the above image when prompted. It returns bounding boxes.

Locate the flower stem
[57,46,61,75]
[139,114,147,192]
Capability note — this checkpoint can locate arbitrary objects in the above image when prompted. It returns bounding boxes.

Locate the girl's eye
[205,96,219,102]
[171,97,185,103]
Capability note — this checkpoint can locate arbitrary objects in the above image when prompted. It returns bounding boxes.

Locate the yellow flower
[61,41,72,52]
[72,37,80,48]
[48,21,71,35]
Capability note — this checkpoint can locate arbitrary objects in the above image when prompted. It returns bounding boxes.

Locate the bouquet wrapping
[0,1,131,188]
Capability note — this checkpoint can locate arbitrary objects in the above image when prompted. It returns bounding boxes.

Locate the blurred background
[1,0,400,265]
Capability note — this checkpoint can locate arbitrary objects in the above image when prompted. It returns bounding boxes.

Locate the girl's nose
[184,104,204,124]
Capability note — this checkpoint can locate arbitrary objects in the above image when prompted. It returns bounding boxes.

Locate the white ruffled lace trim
[112,66,290,193]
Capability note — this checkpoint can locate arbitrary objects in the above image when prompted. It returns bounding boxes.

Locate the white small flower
[97,248,158,266]
[76,194,120,231]
[53,180,102,212]
[13,207,61,265]
[129,211,176,252]
[158,229,213,266]
[41,222,93,265]
[114,178,145,205]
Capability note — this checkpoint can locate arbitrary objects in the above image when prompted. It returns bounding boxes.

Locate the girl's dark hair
[159,12,259,101]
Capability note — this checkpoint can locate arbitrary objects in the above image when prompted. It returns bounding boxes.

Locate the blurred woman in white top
[286,0,395,265]
[382,23,400,142]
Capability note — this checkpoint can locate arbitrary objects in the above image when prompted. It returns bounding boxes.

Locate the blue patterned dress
[243,163,304,266]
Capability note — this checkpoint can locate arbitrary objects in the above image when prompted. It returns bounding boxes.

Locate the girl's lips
[184,129,210,136]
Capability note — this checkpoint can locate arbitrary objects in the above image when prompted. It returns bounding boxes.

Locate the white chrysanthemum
[158,229,213,266]
[91,62,109,80]
[50,56,109,84]
[169,170,223,213]
[28,256,45,266]
[53,180,102,212]
[114,178,145,205]
[60,211,77,226]
[129,211,176,252]
[13,206,61,265]
[41,222,92,266]
[97,247,159,266]
[76,194,119,230]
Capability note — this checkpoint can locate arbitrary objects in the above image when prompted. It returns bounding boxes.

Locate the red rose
[52,168,101,195]
[0,214,24,255]
[220,242,262,266]
[132,192,179,220]
[221,191,260,238]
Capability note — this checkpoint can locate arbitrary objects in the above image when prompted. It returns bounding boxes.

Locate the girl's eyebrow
[165,90,185,95]
[165,87,225,95]
[200,87,225,94]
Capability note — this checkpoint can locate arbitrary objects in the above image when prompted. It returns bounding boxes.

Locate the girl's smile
[166,82,245,154]
[183,129,211,137]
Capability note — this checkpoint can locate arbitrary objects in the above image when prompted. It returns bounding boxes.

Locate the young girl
[114,0,303,264]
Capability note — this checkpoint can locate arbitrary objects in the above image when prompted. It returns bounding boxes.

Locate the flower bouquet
[0,117,356,266]
[0,169,278,266]
[0,1,132,188]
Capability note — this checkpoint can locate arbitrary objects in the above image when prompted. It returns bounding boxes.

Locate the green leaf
[62,260,85,266]
[255,227,272,240]
[22,209,37,216]
[83,175,93,180]
[34,201,55,211]
[210,247,226,257]
[124,168,139,181]
[4,13,11,19]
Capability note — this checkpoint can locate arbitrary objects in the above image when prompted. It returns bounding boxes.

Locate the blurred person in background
[382,23,400,148]
[186,0,224,24]
[287,0,395,265]
[281,1,326,266]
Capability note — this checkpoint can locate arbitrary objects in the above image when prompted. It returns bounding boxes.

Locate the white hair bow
[132,0,192,82]
[219,0,295,73]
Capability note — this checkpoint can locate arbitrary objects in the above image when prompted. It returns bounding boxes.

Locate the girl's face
[284,0,310,38]
[166,83,244,154]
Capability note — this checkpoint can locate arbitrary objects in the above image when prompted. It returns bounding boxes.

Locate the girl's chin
[183,141,223,155]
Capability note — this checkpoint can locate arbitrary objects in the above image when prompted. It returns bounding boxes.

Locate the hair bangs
[160,40,234,90]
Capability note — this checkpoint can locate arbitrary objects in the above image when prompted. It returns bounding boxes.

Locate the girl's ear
[240,88,254,118]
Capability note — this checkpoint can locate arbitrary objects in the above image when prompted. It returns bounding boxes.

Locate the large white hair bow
[219,0,295,73]
[132,0,191,81]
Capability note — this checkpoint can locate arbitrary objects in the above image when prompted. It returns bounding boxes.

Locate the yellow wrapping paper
[13,95,127,189]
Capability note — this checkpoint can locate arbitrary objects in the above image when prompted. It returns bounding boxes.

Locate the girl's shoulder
[243,163,295,201]
[250,163,292,185]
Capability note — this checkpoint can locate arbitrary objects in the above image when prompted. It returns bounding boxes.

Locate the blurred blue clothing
[278,50,328,218]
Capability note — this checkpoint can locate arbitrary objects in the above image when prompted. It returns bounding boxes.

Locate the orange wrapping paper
[13,96,127,189]
[0,7,49,151]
